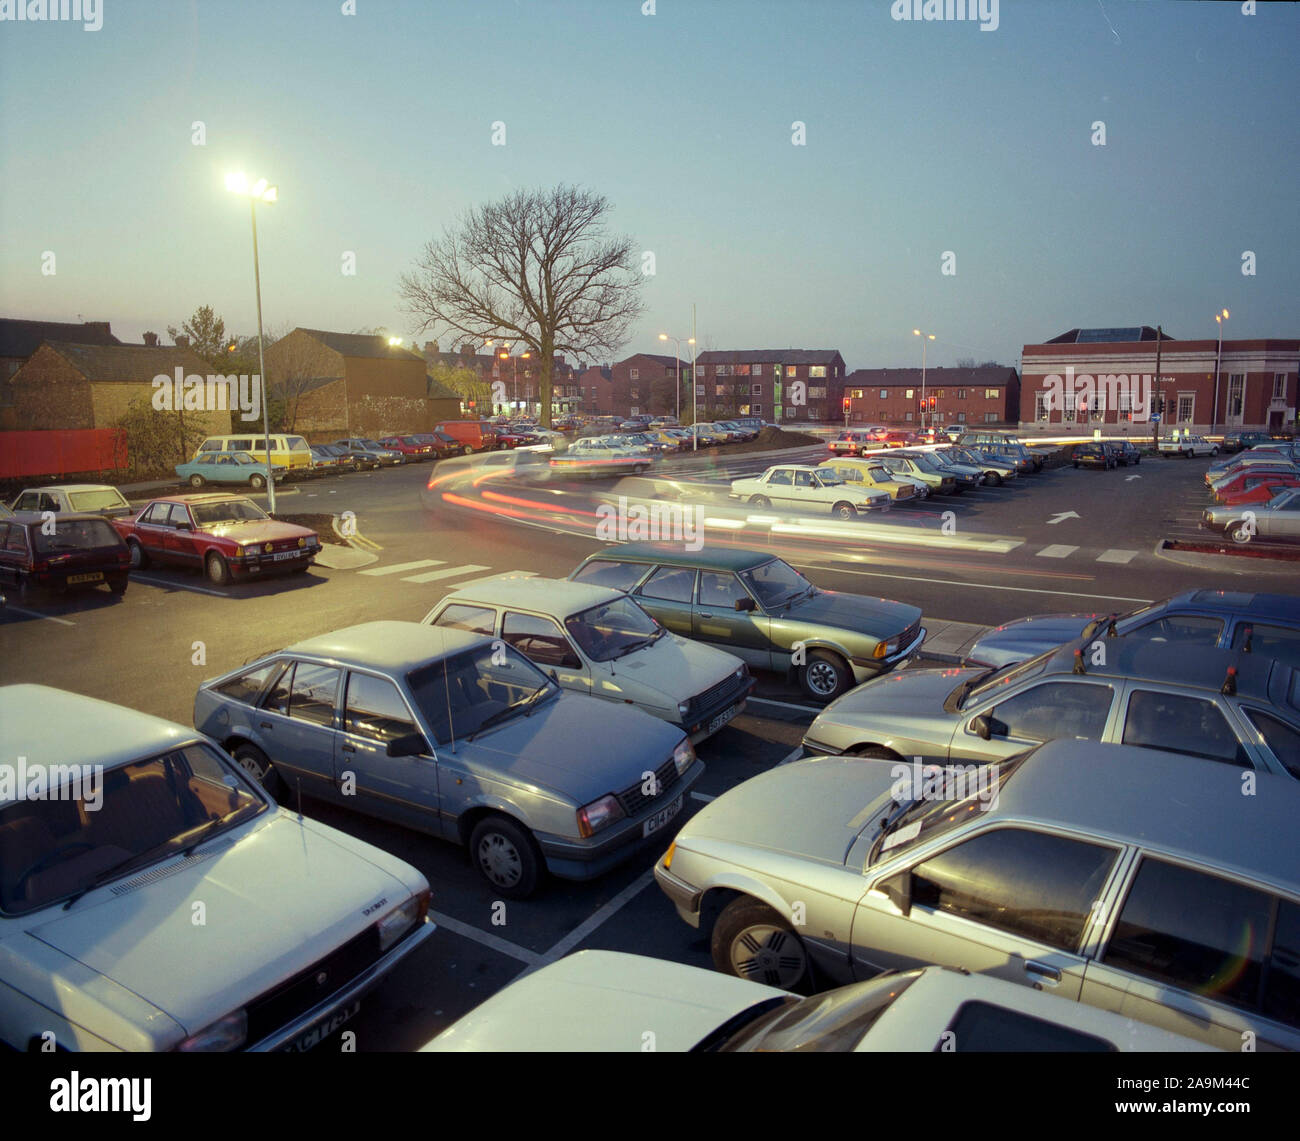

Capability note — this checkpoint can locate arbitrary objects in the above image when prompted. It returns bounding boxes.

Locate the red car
[379,435,437,460]
[411,431,467,459]
[112,493,320,586]
[1214,470,1300,506]
[883,430,920,448]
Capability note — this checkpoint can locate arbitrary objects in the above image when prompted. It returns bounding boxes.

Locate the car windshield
[962,654,1050,706]
[32,518,120,552]
[190,499,268,526]
[68,489,127,511]
[909,453,944,472]
[565,597,663,662]
[360,439,383,449]
[0,742,266,915]
[739,558,810,609]
[817,471,846,487]
[286,436,310,452]
[407,644,557,744]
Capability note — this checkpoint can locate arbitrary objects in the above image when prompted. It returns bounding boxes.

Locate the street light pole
[1212,309,1229,437]
[658,332,695,422]
[914,329,935,433]
[691,305,699,451]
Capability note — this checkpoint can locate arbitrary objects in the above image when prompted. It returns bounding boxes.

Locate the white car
[422,951,1217,1052]
[10,484,134,520]
[551,438,652,475]
[423,578,753,743]
[0,685,434,1051]
[1158,433,1219,457]
[730,464,890,519]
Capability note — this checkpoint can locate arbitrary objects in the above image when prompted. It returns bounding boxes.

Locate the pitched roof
[844,366,1017,389]
[625,352,685,368]
[426,374,460,400]
[295,328,425,361]
[0,318,120,359]
[696,349,844,365]
[28,341,214,383]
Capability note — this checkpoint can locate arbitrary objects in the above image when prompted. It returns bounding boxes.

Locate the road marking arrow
[1126,475,1142,481]
[1047,511,1081,524]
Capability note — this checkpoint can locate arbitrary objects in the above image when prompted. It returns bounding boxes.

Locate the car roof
[16,484,123,494]
[283,620,491,672]
[442,577,620,615]
[583,542,773,573]
[0,685,200,805]
[1163,588,1300,623]
[9,510,120,526]
[994,740,1299,892]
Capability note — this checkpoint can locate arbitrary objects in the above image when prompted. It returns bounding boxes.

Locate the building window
[1177,394,1194,424]
[735,364,750,376]
[809,366,827,378]
[905,411,913,422]
[984,412,998,423]
[957,411,967,422]
[985,388,1000,399]
[752,383,762,396]
[1227,374,1244,418]
[905,389,914,399]
[1035,393,1049,421]
[629,368,639,380]
[879,389,888,399]
[958,389,967,399]
[852,389,863,399]
[717,364,732,377]
[752,363,762,375]
[1274,373,1287,399]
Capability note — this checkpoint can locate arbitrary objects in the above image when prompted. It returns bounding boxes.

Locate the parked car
[435,420,500,453]
[175,452,282,489]
[1202,485,1300,544]
[316,443,365,473]
[192,432,313,476]
[9,484,134,519]
[378,435,437,461]
[869,452,958,495]
[334,437,404,467]
[683,424,724,447]
[193,621,703,897]
[423,578,753,743]
[801,639,1300,779]
[714,420,758,442]
[0,685,434,1052]
[1112,440,1143,465]
[423,953,1215,1053]
[1159,433,1219,457]
[1216,471,1300,507]
[654,738,1300,1049]
[977,442,1040,472]
[817,458,920,502]
[1207,449,1300,485]
[899,450,981,491]
[1072,442,1115,470]
[931,445,1018,484]
[828,430,877,457]
[569,543,924,701]
[0,512,131,603]
[308,445,348,476]
[112,493,320,586]
[965,589,1300,670]
[1222,430,1275,453]
[729,465,891,518]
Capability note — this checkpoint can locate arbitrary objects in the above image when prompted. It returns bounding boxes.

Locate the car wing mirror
[734,597,757,612]
[175,522,192,531]
[387,732,431,758]
[971,713,993,740]
[880,870,912,917]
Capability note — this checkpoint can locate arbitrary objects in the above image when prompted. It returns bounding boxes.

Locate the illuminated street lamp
[499,347,531,412]
[1211,309,1229,436]
[658,332,695,422]
[913,329,935,431]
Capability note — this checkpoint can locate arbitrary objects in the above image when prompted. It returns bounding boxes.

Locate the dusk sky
[2,0,1296,372]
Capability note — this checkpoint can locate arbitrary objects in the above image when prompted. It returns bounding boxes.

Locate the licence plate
[281,1000,361,1053]
[643,795,683,838]
[271,551,300,561]
[67,572,103,584]
[708,705,737,735]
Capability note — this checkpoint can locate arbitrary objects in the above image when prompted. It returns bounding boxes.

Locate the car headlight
[672,737,696,776]
[176,1009,247,1052]
[734,664,748,681]
[297,537,307,548]
[677,699,691,716]
[236,546,250,558]
[376,891,428,951]
[577,794,626,837]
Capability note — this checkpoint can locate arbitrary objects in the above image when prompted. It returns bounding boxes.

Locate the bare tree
[398,185,646,428]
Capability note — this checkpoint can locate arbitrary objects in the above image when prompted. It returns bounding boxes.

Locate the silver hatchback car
[194,621,702,897]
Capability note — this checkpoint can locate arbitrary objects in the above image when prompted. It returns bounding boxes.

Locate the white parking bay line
[537,868,657,967]
[427,909,544,968]
[403,563,491,584]
[747,696,821,714]
[0,605,74,626]
[690,791,716,803]
[1096,549,1139,564]
[1035,545,1079,558]
[777,745,806,766]
[358,559,444,577]
[132,575,230,598]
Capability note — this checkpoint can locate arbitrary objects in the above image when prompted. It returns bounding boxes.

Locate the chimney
[460,342,476,356]
[175,335,190,350]
[425,340,439,355]
[143,332,159,347]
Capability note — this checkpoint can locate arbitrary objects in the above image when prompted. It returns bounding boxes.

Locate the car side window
[766,469,793,486]
[141,503,171,525]
[215,661,284,706]
[639,565,696,604]
[1103,858,1272,1013]
[1242,707,1300,780]
[699,572,749,609]
[502,611,581,668]
[1121,690,1251,766]
[434,603,497,635]
[984,682,1113,743]
[571,559,646,592]
[168,504,192,527]
[14,493,38,510]
[1265,902,1300,1026]
[834,467,862,482]
[1232,622,1300,669]
[909,828,1117,952]
[5,526,27,554]
[1126,614,1223,646]
[266,662,339,727]
[344,672,417,743]
[794,471,813,488]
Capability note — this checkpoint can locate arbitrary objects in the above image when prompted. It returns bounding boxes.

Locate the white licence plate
[282,1000,361,1053]
[708,705,737,734]
[67,572,103,584]
[271,551,300,561]
[643,795,683,838]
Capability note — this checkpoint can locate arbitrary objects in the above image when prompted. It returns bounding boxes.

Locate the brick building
[420,341,582,417]
[0,317,124,429]
[692,350,845,423]
[1019,327,1299,437]
[843,366,1020,429]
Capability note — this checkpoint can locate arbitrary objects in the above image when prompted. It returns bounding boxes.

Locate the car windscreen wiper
[943,667,997,713]
[468,686,552,740]
[867,795,921,867]
[61,837,187,910]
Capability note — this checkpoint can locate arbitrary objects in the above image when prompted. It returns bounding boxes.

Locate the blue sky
[2,0,1296,371]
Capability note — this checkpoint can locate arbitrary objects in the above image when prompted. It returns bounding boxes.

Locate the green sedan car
[569,543,925,701]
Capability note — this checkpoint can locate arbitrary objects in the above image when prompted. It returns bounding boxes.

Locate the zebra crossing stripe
[402,563,491,584]
[1096,549,1139,564]
[1035,545,1078,558]
[359,559,444,576]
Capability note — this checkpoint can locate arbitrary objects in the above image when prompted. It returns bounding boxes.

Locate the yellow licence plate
[67,572,103,584]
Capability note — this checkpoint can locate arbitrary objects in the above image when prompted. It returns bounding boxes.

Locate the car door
[0,523,17,588]
[1263,489,1300,537]
[1116,685,1255,768]
[757,467,792,506]
[1081,856,1300,1050]
[634,565,696,637]
[163,503,202,566]
[694,570,772,669]
[949,680,1118,764]
[853,825,1120,998]
[133,502,175,563]
[254,660,343,798]
[501,610,589,695]
[791,469,821,510]
[338,669,442,834]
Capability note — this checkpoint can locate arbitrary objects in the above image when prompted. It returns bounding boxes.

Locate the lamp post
[225,172,278,514]
[913,328,935,432]
[691,304,698,451]
[498,347,531,413]
[657,332,695,421]
[1211,308,1229,437]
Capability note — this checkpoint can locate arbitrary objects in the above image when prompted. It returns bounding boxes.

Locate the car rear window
[32,519,121,553]
[571,558,646,592]
[943,1001,1116,1052]
[68,490,127,512]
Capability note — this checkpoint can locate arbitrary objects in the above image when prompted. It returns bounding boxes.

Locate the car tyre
[749,495,771,508]
[231,743,286,798]
[249,473,267,490]
[831,501,856,521]
[108,574,128,597]
[798,649,852,703]
[711,896,812,992]
[470,816,541,898]
[1229,521,1254,545]
[127,539,149,570]
[188,474,205,488]
[206,551,231,586]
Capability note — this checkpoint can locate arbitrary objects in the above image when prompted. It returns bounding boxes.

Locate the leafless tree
[398,185,646,428]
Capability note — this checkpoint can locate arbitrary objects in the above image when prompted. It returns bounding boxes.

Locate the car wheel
[798,649,852,703]
[711,896,812,992]
[469,816,541,898]
[464,444,476,455]
[127,539,149,570]
[188,474,205,488]
[1229,521,1254,545]
[749,495,771,508]
[231,743,286,798]
[108,574,128,597]
[1211,447,1220,456]
[831,501,856,521]
[249,473,267,490]
[206,551,231,586]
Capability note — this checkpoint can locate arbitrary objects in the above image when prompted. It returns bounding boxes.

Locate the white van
[194,432,312,473]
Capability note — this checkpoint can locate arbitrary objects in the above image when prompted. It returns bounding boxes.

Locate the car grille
[245,926,385,1048]
[615,757,680,817]
[687,674,748,721]
[894,619,922,655]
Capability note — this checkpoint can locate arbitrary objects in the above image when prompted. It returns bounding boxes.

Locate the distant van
[435,421,500,453]
[194,433,312,472]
